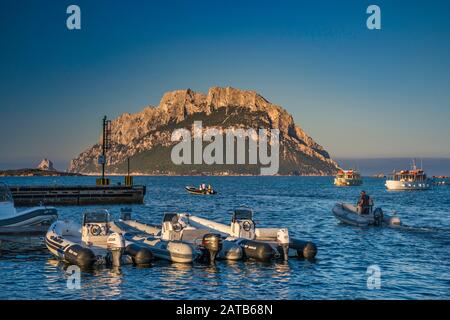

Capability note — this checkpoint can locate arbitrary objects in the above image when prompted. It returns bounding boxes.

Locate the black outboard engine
[202,233,222,263]
[373,208,384,227]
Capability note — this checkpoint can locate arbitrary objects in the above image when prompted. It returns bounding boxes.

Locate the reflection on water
[0,176,449,299]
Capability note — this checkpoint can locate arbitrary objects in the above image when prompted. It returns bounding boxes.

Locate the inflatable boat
[117,210,242,262]
[45,209,152,268]
[0,183,57,250]
[111,219,200,264]
[187,208,318,261]
[185,186,217,195]
[332,203,401,227]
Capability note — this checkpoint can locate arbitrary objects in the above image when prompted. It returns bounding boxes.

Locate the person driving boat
[357,191,373,215]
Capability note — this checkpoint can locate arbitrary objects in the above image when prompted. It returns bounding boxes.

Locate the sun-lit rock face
[37,158,56,172]
[69,87,338,175]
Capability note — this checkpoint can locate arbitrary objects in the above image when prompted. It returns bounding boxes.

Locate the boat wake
[390,223,450,235]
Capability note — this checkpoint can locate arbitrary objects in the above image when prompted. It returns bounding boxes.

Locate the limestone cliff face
[37,158,56,171]
[69,87,338,175]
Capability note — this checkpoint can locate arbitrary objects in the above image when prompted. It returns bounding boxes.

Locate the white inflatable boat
[45,209,152,268]
[186,208,317,261]
[117,210,242,263]
[0,183,57,250]
[332,203,401,227]
[111,219,200,264]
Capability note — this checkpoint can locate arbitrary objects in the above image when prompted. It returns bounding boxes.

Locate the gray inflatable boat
[332,203,401,227]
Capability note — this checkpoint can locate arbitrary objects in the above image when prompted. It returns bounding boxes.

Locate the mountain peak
[69,87,338,175]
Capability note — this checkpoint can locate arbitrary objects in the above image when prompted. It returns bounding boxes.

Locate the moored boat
[385,162,431,190]
[332,203,401,227]
[45,209,152,268]
[0,183,57,251]
[117,211,242,262]
[111,219,200,264]
[334,169,363,186]
[187,208,318,261]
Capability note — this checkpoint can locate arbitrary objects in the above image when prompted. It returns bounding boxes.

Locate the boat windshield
[83,209,110,224]
[233,209,253,221]
[0,183,13,203]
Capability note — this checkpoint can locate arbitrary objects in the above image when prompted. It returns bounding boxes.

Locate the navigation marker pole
[98,116,111,186]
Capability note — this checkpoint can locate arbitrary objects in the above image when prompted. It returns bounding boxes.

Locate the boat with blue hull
[0,183,58,241]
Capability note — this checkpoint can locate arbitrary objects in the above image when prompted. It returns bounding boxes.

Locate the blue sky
[0,0,449,170]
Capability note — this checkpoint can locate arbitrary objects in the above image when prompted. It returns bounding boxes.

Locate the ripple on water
[0,176,449,299]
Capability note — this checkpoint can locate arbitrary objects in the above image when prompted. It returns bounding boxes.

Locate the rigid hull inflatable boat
[0,183,57,250]
[332,203,401,227]
[187,208,318,261]
[160,213,242,262]
[111,219,200,264]
[117,210,242,262]
[45,209,152,268]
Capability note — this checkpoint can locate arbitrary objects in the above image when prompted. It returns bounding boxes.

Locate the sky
[0,0,449,170]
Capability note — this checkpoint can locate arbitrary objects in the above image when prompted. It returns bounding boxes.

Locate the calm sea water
[0,176,449,300]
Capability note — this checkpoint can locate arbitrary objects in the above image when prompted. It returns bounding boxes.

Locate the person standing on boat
[357,191,372,214]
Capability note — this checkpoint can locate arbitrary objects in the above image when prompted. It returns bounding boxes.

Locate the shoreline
[0,169,84,177]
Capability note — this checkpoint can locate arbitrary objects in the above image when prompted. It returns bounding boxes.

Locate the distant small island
[0,168,84,177]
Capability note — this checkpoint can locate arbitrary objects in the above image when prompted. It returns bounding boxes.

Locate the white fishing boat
[186,208,318,261]
[45,209,152,268]
[385,161,431,190]
[116,210,242,263]
[332,203,401,227]
[0,183,57,251]
[334,169,363,186]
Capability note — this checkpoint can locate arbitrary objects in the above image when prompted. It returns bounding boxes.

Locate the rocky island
[69,87,339,176]
[0,158,83,177]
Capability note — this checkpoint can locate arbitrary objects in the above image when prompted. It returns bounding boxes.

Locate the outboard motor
[202,233,222,263]
[277,229,290,261]
[373,208,384,227]
[106,232,126,267]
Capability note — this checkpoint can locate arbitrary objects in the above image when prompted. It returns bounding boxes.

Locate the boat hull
[45,221,152,268]
[185,186,217,195]
[334,178,363,187]
[385,180,431,190]
[332,203,401,227]
[188,215,317,260]
[111,221,199,263]
[0,207,57,236]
